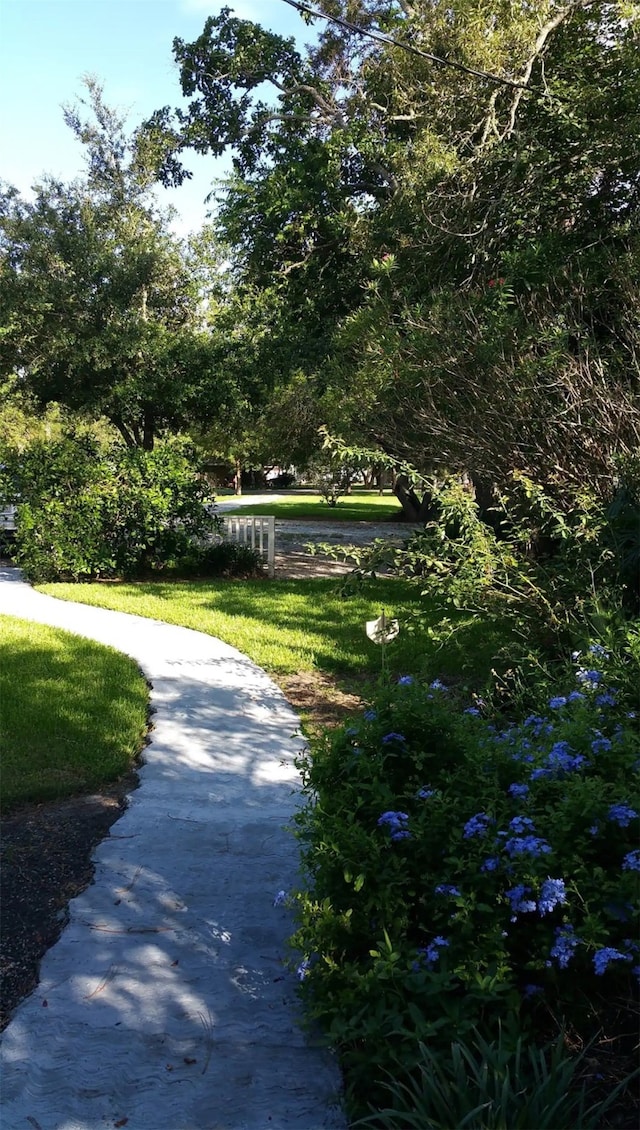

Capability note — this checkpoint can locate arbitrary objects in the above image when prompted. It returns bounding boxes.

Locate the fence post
[267,515,275,578]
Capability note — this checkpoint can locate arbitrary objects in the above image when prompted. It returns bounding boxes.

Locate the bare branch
[500,2,583,140]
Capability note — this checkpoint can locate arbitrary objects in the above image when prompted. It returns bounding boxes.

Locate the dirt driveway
[273,518,417,578]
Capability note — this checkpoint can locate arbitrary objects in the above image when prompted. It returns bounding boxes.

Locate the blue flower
[417,787,435,799]
[273,889,288,907]
[607,804,638,828]
[567,690,585,703]
[524,714,545,730]
[506,885,537,917]
[593,948,632,976]
[508,815,536,834]
[508,783,530,799]
[504,834,552,858]
[523,984,543,998]
[463,812,492,839]
[464,707,481,717]
[538,878,567,915]
[531,742,585,780]
[576,668,603,688]
[417,936,450,967]
[588,643,609,658]
[378,810,411,841]
[549,925,581,969]
[345,726,359,737]
[378,810,409,826]
[382,732,406,744]
[595,690,617,708]
[622,850,640,871]
[548,696,567,709]
[429,679,447,691]
[591,735,612,754]
[435,884,461,897]
[398,675,414,685]
[481,856,500,872]
[297,959,312,981]
[363,709,377,721]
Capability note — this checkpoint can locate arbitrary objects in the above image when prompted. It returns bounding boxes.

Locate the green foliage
[2,435,219,581]
[291,665,639,1112]
[149,1,640,498]
[353,1029,637,1130]
[0,615,148,809]
[0,82,229,450]
[321,467,640,661]
[180,539,265,579]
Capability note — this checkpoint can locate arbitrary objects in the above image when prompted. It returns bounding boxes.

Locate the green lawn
[39,578,513,691]
[0,615,149,810]
[222,492,404,522]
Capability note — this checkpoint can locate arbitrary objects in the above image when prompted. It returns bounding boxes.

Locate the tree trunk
[393,474,439,523]
[470,475,501,532]
[111,415,136,448]
[234,457,242,496]
[142,410,155,451]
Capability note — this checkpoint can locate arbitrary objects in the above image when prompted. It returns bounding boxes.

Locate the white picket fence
[221,514,276,578]
[0,506,16,532]
[0,505,277,578]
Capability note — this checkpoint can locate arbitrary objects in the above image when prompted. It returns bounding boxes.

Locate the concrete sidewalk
[0,568,346,1130]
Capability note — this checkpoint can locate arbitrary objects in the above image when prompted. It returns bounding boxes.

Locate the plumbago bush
[292,646,639,1112]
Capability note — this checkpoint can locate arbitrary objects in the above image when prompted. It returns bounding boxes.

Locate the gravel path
[0,567,346,1130]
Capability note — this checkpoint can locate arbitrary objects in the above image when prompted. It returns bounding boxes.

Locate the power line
[278,0,528,90]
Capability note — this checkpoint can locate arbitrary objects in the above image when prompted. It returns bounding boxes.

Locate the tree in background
[0,80,233,450]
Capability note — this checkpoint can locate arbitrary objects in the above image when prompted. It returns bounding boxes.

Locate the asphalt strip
[0,567,346,1130]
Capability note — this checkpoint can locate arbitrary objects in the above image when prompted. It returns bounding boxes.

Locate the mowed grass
[222,492,403,522]
[39,578,513,690]
[0,615,149,811]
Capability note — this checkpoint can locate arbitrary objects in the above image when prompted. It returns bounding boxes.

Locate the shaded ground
[0,671,359,1031]
[0,773,138,1030]
[0,526,375,1031]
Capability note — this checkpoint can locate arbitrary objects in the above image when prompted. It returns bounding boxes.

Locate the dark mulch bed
[0,771,138,1030]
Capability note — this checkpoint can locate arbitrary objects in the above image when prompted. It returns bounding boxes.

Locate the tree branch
[500,2,583,140]
[279,0,529,89]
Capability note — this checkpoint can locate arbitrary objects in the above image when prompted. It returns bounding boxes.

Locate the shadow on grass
[40,578,518,690]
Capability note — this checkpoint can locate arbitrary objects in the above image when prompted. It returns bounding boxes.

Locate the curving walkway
[0,567,345,1130]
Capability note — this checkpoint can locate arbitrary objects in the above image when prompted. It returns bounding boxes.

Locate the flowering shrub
[292,651,639,1107]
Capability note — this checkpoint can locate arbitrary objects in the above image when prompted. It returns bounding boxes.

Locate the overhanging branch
[279,0,529,90]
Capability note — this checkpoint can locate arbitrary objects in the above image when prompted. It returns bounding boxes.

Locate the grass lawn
[222,492,404,522]
[39,578,514,696]
[0,615,149,811]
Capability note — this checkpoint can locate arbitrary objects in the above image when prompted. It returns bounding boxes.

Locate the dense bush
[178,539,264,578]
[0,435,226,581]
[292,648,639,1118]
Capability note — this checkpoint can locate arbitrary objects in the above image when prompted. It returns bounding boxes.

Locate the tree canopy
[145,0,639,494]
[0,81,232,450]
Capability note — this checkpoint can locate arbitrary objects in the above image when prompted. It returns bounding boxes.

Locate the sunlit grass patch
[39,578,513,691]
[222,492,403,522]
[0,615,149,810]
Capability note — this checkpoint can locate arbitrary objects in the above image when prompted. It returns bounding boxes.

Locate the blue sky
[0,0,313,233]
